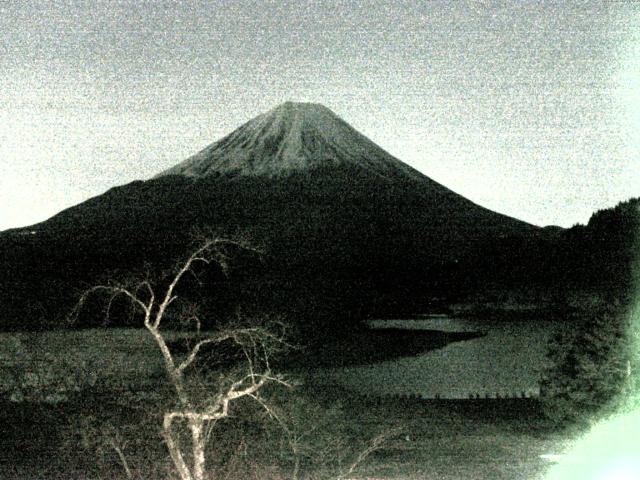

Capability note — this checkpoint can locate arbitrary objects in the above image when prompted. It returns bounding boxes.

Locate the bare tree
[263,390,404,480]
[72,238,290,480]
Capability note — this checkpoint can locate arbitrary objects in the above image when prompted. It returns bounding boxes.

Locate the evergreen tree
[540,304,631,426]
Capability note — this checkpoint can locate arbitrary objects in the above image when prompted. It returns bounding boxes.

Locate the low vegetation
[539,303,635,427]
[0,356,567,479]
[1,228,636,478]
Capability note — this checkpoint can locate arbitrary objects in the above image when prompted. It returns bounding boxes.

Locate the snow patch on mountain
[156,102,424,180]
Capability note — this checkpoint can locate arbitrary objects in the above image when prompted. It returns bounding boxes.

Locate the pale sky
[1,0,638,230]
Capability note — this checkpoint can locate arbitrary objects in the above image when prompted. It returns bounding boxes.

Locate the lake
[314,316,562,399]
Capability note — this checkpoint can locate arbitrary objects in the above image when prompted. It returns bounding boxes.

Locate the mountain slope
[157,102,425,180]
[0,102,541,330]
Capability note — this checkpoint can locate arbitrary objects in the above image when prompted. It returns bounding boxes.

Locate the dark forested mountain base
[0,165,539,332]
[0,102,637,334]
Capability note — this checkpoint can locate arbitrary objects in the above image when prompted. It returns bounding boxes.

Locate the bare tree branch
[342,426,403,479]
[154,239,217,330]
[70,236,287,480]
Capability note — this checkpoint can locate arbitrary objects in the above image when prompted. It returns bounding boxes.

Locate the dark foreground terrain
[0,312,626,480]
[0,380,569,480]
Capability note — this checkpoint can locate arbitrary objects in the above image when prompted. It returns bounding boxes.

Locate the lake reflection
[315,316,561,399]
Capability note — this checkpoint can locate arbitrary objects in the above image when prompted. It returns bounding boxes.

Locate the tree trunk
[164,413,193,480]
[190,418,206,480]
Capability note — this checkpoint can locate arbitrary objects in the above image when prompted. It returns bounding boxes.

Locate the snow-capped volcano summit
[0,101,545,331]
[157,102,422,179]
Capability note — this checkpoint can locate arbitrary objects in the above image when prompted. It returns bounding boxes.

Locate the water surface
[316,316,561,399]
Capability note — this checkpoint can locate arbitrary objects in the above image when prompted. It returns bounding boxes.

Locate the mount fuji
[158,102,425,180]
[1,102,541,330]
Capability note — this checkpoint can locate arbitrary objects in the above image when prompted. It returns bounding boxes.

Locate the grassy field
[301,389,571,480]
[0,328,575,479]
[0,328,166,389]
